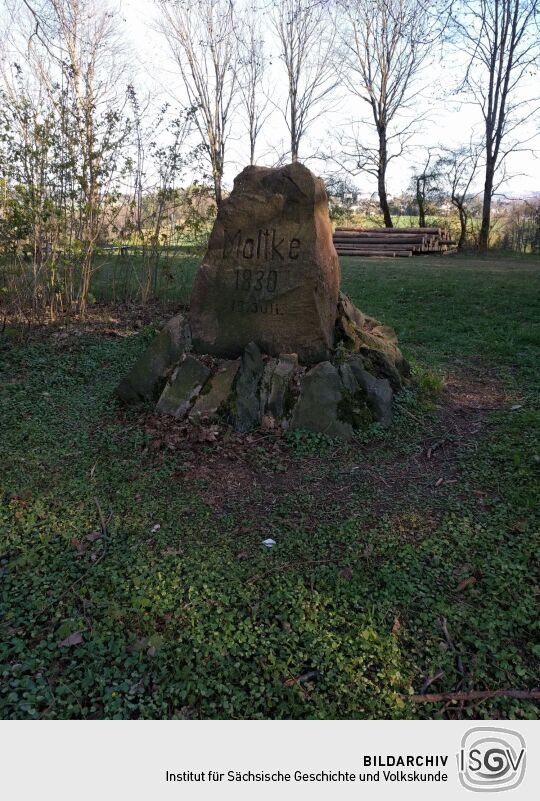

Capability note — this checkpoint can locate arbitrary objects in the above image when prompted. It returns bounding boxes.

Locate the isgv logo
[458,727,526,792]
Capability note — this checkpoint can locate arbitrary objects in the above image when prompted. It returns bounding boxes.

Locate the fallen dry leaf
[391,616,401,635]
[163,546,182,556]
[195,425,220,443]
[59,631,83,648]
[70,537,87,554]
[456,576,477,592]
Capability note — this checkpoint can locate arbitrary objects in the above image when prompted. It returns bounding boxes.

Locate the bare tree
[44,0,128,314]
[235,3,272,165]
[272,0,337,163]
[0,63,57,313]
[436,141,482,249]
[157,0,238,205]
[410,149,441,227]
[2,0,129,317]
[336,0,442,227]
[450,0,540,249]
[126,91,192,302]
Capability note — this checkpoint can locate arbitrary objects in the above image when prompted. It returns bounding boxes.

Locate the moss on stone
[337,387,373,429]
[359,347,403,392]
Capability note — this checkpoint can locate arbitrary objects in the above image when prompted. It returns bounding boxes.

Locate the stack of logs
[333,227,457,258]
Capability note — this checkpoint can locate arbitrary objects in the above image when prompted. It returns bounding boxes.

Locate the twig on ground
[400,407,422,423]
[94,497,110,537]
[404,689,540,704]
[35,498,111,621]
[283,670,319,688]
[419,671,445,694]
[441,616,465,674]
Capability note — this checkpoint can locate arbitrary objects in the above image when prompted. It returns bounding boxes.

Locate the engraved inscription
[224,229,301,262]
[232,267,280,314]
[231,299,280,315]
[227,231,292,315]
[235,269,278,293]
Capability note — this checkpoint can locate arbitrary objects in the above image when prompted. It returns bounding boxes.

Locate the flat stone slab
[266,353,298,419]
[189,359,240,421]
[116,313,191,403]
[189,163,340,364]
[345,355,393,427]
[291,361,354,440]
[234,342,264,433]
[156,355,210,418]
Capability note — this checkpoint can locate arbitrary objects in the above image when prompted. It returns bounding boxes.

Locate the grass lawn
[1,252,539,719]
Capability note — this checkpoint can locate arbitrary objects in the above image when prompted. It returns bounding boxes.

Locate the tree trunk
[416,177,426,227]
[290,92,299,162]
[78,247,93,318]
[479,160,495,251]
[533,209,540,254]
[213,169,223,207]
[378,128,392,227]
[456,204,467,250]
[291,129,299,163]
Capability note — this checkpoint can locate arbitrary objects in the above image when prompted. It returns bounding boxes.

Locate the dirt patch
[128,361,511,531]
[444,361,509,411]
[346,362,511,516]
[1,300,183,343]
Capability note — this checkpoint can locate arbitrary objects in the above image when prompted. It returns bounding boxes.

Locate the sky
[39,0,540,198]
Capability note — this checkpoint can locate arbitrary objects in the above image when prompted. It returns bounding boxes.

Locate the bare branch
[156,0,238,205]
[448,0,540,248]
[335,0,445,226]
[271,0,338,163]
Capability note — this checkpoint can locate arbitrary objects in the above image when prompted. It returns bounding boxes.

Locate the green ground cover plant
[1,253,538,719]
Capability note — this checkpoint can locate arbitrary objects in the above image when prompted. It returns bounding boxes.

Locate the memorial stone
[189,163,340,365]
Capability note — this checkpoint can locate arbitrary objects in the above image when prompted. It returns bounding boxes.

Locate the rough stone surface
[358,346,405,392]
[190,163,340,364]
[347,355,393,427]
[116,313,191,403]
[156,355,210,418]
[338,362,359,394]
[335,294,410,384]
[259,358,278,418]
[116,173,414,440]
[291,361,354,440]
[266,353,298,419]
[189,359,240,421]
[338,291,365,330]
[234,342,264,433]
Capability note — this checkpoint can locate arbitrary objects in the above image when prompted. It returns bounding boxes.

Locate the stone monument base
[116,292,410,441]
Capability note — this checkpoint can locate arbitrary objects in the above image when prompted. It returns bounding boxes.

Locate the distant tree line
[0,0,539,317]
